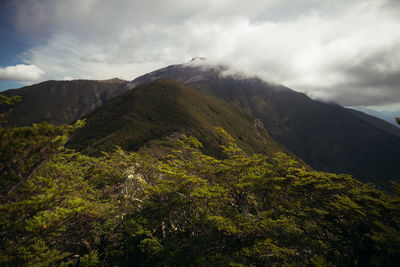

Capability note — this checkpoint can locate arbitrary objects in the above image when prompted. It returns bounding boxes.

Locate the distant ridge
[346,108,400,138]
[0,79,129,126]
[350,106,400,127]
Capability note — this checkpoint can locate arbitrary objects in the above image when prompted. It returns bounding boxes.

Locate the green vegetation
[1,99,399,266]
[0,94,21,123]
[0,94,21,106]
[67,79,287,158]
[0,121,84,196]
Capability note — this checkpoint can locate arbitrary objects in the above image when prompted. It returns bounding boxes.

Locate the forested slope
[1,93,399,266]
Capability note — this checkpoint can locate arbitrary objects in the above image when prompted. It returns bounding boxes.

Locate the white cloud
[0,64,45,81]
[9,0,400,107]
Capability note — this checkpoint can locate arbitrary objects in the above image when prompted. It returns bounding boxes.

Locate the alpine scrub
[0,115,399,266]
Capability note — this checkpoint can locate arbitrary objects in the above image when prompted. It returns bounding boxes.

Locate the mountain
[0,78,129,126]
[2,59,399,187]
[130,60,400,187]
[350,106,400,127]
[346,108,400,138]
[67,79,287,157]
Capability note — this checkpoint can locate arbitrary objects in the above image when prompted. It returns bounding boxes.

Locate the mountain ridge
[0,79,130,126]
[67,79,288,158]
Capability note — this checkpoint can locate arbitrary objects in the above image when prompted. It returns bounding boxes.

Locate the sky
[0,0,400,110]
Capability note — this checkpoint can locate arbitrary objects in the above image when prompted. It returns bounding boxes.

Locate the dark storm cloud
[346,56,400,90]
[307,48,400,106]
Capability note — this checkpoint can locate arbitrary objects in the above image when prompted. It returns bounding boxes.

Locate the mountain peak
[190,57,207,62]
[185,57,208,66]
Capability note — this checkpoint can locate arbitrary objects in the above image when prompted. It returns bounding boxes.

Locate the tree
[116,128,400,266]
[0,94,21,122]
[1,94,399,266]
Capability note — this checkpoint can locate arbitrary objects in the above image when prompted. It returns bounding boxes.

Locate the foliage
[1,120,399,266]
[0,94,21,122]
[0,94,21,106]
[0,120,85,196]
[0,145,132,265]
[114,128,400,266]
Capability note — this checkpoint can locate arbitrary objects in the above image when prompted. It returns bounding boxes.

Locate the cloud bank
[0,64,45,81]
[8,0,400,107]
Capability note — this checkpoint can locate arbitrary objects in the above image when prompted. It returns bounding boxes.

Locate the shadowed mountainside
[0,78,129,126]
[346,108,400,138]
[130,61,400,187]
